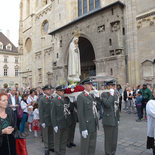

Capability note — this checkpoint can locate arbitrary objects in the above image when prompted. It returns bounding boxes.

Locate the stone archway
[78,37,96,80]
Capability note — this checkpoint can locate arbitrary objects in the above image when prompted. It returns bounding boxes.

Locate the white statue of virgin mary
[68,36,81,82]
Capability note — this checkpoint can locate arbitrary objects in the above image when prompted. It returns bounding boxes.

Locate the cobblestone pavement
[26,111,153,155]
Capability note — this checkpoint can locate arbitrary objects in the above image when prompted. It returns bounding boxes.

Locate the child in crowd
[32,103,40,137]
[27,105,34,132]
[136,91,142,122]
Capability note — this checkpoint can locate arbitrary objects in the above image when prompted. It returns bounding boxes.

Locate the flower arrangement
[64,82,84,94]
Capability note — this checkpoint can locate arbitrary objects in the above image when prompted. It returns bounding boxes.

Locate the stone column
[124,0,139,86]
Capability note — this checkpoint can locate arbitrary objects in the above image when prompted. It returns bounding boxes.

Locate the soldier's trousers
[54,128,68,155]
[67,120,76,144]
[80,131,97,155]
[103,125,118,155]
[42,125,54,150]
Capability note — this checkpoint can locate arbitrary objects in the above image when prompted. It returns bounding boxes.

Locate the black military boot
[49,148,54,152]
[45,150,49,155]
[70,142,76,147]
[67,143,72,148]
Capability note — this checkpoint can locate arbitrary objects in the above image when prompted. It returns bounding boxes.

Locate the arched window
[14,65,19,77]
[3,65,8,76]
[110,68,113,75]
[41,20,49,35]
[25,38,32,52]
[109,39,112,46]
[0,42,3,50]
[6,44,12,51]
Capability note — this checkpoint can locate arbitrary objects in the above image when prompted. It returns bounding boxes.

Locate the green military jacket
[39,95,53,127]
[77,91,99,134]
[70,101,78,123]
[101,92,119,127]
[51,96,72,129]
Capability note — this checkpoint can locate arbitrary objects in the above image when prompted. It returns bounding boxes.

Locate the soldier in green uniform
[67,100,77,148]
[77,79,100,155]
[39,85,54,155]
[101,81,120,155]
[51,85,71,155]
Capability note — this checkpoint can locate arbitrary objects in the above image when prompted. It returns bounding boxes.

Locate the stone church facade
[19,0,155,88]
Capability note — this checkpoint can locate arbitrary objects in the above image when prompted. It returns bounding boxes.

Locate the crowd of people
[0,81,154,155]
[117,83,152,122]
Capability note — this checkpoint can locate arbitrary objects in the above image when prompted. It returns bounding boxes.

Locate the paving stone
[26,111,149,155]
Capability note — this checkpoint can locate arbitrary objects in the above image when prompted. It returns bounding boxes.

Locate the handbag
[16,138,28,155]
[17,106,23,119]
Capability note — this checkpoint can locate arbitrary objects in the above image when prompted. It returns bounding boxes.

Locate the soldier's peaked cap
[55,85,65,91]
[82,78,94,85]
[106,81,115,86]
[43,85,54,91]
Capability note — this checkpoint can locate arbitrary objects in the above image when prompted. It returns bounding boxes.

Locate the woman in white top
[27,89,38,106]
[146,88,155,155]
[20,94,31,136]
[127,87,134,114]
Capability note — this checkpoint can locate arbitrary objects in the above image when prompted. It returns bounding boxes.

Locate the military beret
[43,85,53,91]
[55,85,65,91]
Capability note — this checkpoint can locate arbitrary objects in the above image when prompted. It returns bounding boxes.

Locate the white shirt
[146,100,155,138]
[84,90,90,95]
[27,95,38,104]
[110,89,114,96]
[20,100,28,113]
[28,105,33,115]
[10,94,16,111]
[33,109,39,120]
[18,96,22,103]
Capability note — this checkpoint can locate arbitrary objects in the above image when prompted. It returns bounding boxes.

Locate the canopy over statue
[68,35,81,82]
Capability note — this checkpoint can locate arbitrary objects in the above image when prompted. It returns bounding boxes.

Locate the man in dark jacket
[140,84,152,120]
[8,88,19,130]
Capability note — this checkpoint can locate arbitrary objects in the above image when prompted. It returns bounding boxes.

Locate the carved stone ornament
[111,21,120,32]
[97,25,105,33]
[36,4,52,20]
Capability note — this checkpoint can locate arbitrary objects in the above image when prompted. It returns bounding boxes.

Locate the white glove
[42,123,46,128]
[82,130,88,139]
[110,89,114,96]
[93,90,99,98]
[68,97,74,103]
[54,126,58,133]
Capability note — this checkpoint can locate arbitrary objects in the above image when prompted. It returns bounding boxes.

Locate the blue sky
[0,0,20,47]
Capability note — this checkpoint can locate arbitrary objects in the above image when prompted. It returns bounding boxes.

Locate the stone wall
[50,3,126,86]
[19,0,155,88]
[137,10,155,85]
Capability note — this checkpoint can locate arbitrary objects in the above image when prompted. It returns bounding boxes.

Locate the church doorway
[78,37,96,80]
